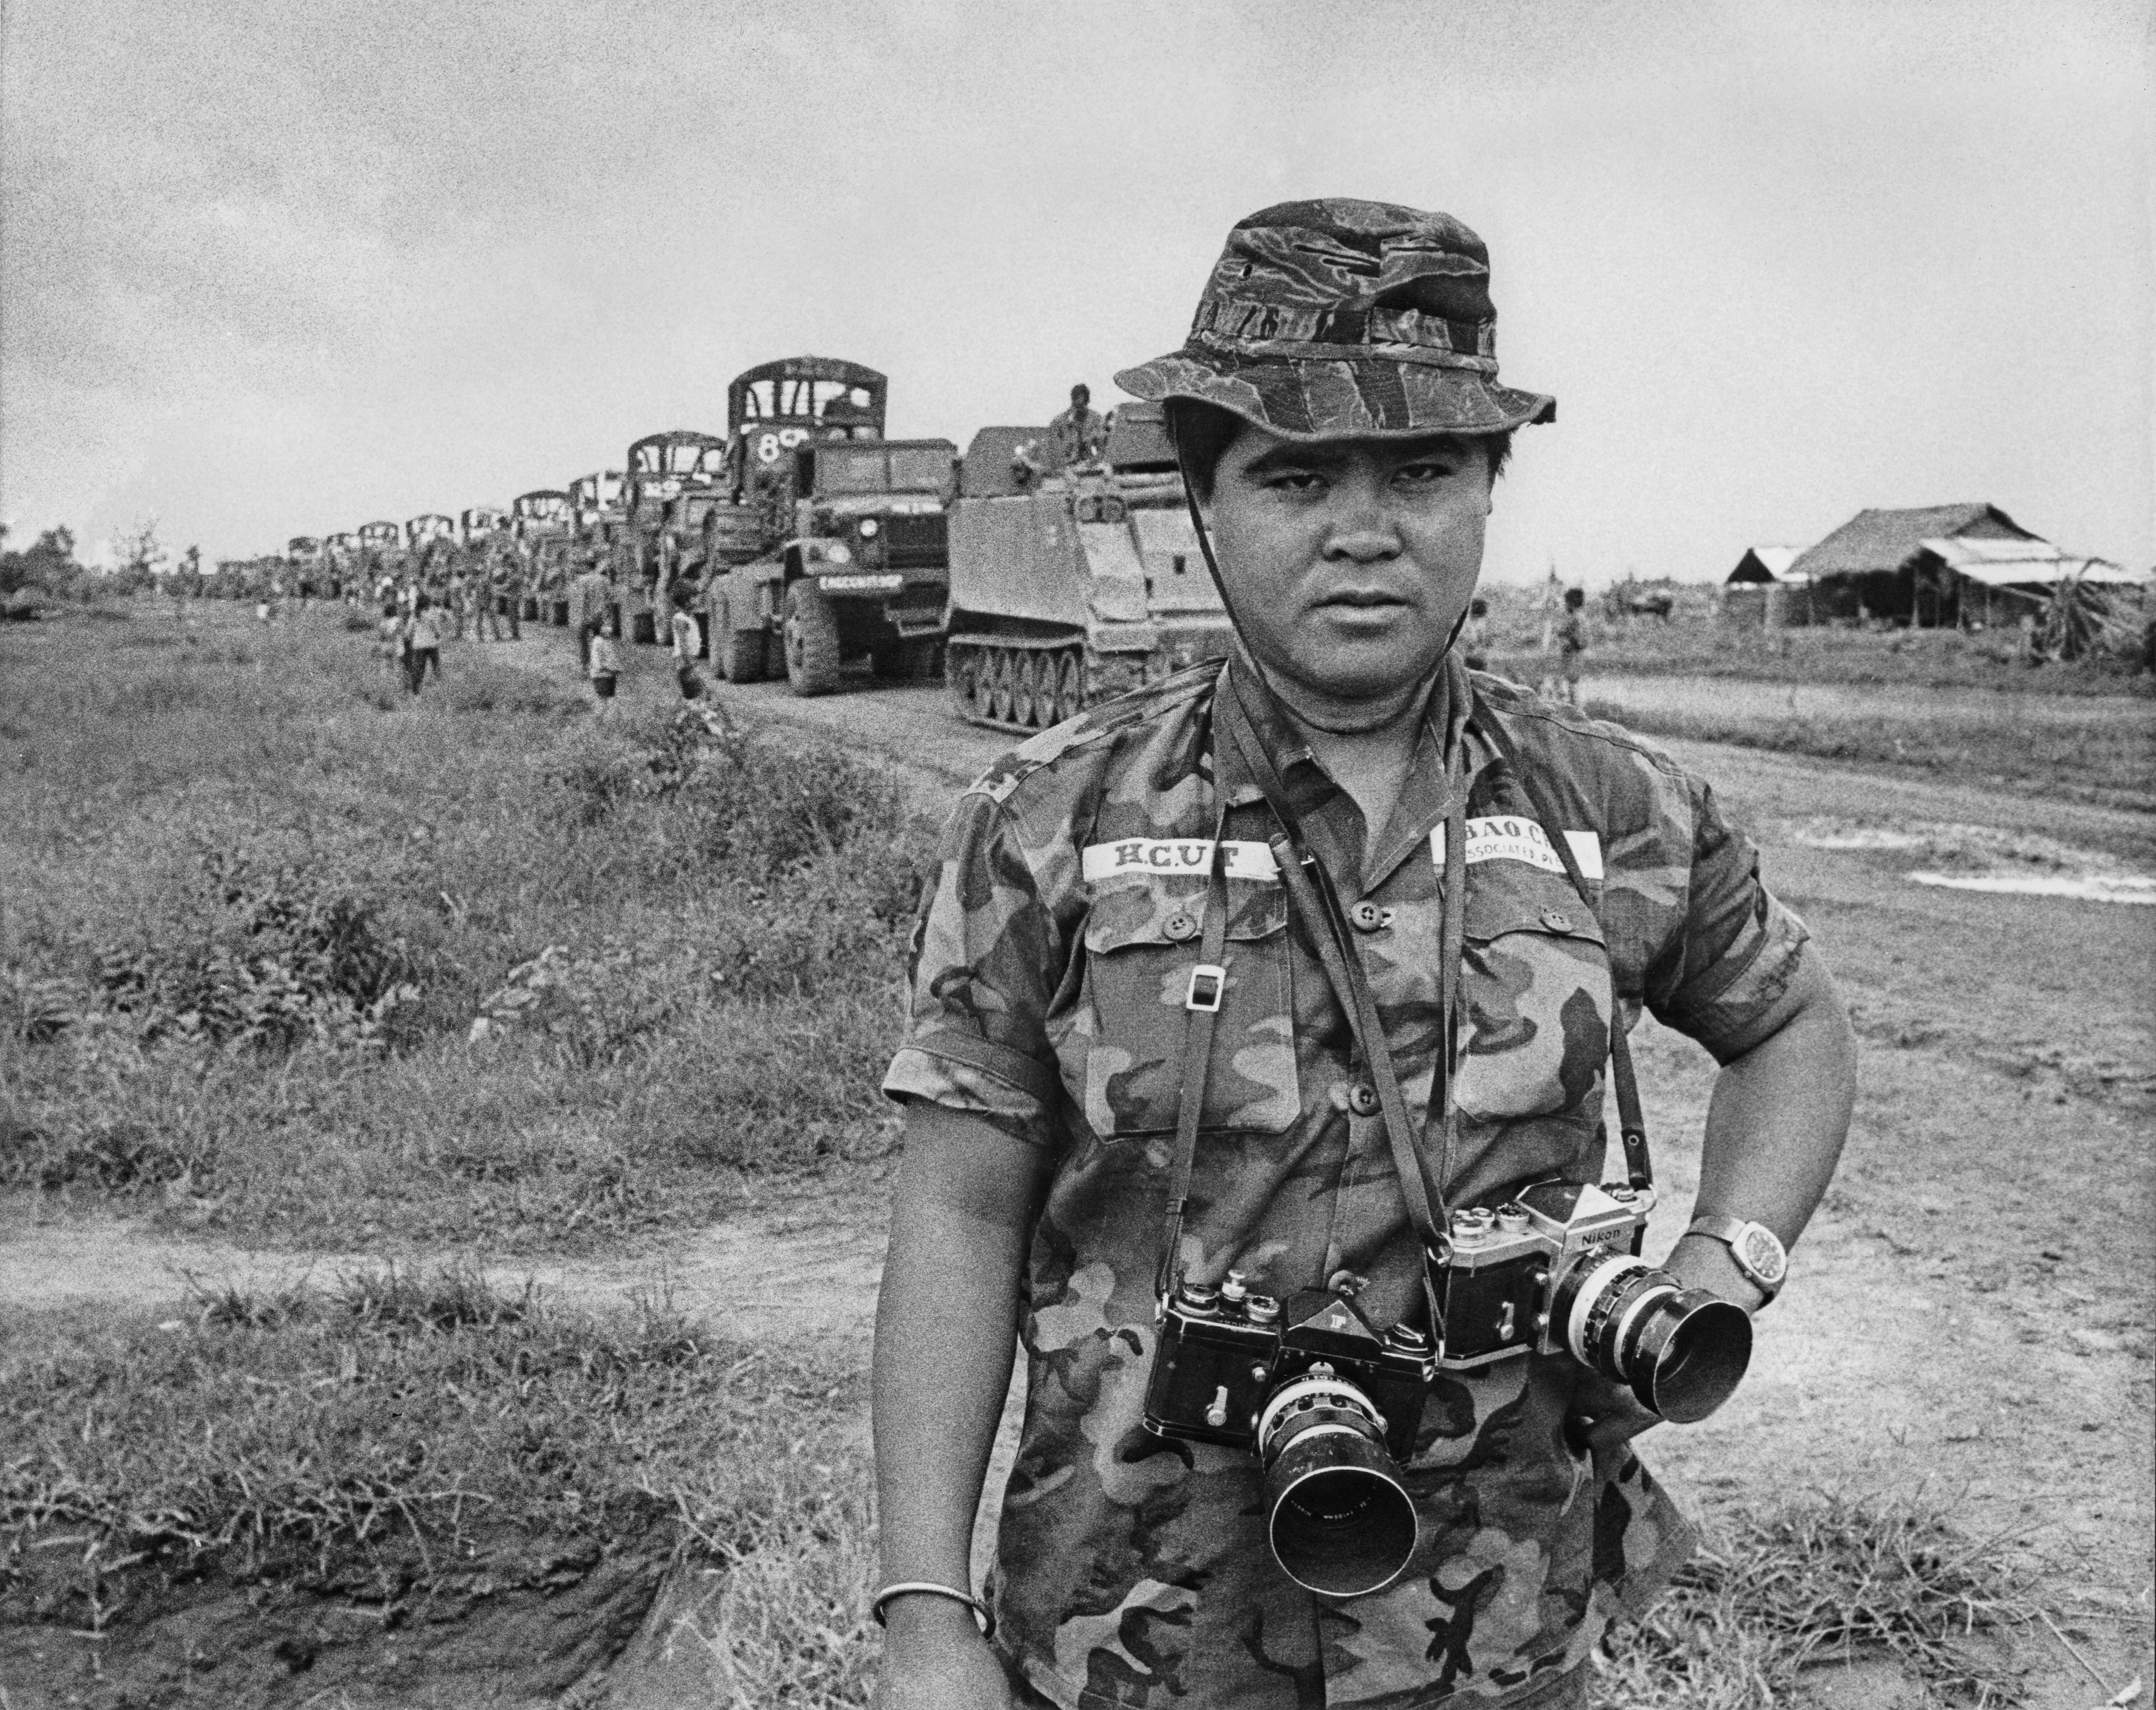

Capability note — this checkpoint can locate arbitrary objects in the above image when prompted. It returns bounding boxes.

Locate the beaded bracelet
[871,1580,995,1639]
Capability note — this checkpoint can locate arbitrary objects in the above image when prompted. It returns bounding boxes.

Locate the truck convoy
[706,356,954,696]
[302,368,1231,734]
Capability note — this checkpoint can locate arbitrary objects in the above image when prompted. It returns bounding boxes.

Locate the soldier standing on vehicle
[869,199,1855,1710]
[1012,383,1112,484]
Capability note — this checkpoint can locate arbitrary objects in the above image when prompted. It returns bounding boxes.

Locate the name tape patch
[1081,838,1281,883]
[1433,818,1604,880]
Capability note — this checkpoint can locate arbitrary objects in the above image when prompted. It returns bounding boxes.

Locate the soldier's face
[1200,425,1491,703]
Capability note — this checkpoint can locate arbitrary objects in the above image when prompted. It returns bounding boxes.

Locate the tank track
[945,637,1088,735]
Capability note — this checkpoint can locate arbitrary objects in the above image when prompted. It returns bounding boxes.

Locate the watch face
[1739,1226,1788,1284]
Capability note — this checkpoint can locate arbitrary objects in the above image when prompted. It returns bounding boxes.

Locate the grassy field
[1,601,2125,1706]
[0,605,928,1252]
[2,1268,2046,1710]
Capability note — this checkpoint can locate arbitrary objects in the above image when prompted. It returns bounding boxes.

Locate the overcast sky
[3,0,2148,582]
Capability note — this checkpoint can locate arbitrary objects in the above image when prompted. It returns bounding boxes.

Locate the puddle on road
[1907,871,2156,904]
[1781,817,2156,906]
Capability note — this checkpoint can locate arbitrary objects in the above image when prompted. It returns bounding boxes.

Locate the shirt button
[1162,912,1198,942]
[1347,1083,1381,1117]
[1348,900,1388,933]
[1540,908,1573,933]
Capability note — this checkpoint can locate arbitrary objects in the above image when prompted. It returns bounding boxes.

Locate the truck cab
[707,356,952,695]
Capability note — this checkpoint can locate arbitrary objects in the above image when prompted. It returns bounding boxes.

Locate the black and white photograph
[1,3,2150,1706]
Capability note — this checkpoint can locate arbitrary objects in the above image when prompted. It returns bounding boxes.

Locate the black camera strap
[1157,802,1235,1305]
[1469,711,1652,1192]
[1215,698,1463,1262]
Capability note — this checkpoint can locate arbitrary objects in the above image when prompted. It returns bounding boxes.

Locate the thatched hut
[1786,503,2038,624]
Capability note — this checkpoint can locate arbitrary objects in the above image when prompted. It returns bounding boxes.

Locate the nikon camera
[1432,1180,1752,1424]
[1143,1273,1434,1598]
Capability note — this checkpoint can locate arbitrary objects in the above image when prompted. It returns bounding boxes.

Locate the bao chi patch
[1433,817,1604,878]
[1080,839,1281,883]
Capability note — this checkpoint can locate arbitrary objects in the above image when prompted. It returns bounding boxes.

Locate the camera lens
[1625,1288,1751,1424]
[1557,1257,1752,1425]
[1256,1372,1418,1598]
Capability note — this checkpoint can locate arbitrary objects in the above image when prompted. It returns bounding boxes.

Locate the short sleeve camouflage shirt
[884,655,1814,1709]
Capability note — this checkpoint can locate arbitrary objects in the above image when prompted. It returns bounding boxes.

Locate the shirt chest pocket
[1068,880,1300,1139]
[1455,869,1613,1123]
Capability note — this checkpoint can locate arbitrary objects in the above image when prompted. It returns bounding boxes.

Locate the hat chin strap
[1176,455,1461,738]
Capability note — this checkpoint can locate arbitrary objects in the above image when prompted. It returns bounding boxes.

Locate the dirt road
[11,624,2152,1696]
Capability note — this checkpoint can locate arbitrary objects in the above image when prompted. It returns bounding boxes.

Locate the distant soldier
[1012,382,1110,483]
[1555,584,1590,705]
[570,557,612,668]
[493,552,523,641]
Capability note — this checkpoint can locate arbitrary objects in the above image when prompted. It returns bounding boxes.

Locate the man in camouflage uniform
[872,201,1855,1710]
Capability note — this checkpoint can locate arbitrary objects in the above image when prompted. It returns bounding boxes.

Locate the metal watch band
[1686,1213,1788,1300]
[871,1580,995,1639]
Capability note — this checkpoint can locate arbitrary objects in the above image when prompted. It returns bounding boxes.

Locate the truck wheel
[720,625,765,683]
[784,583,842,697]
[1052,652,1085,723]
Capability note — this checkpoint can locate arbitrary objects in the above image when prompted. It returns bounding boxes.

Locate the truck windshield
[816,448,891,493]
[636,442,722,478]
[888,447,951,491]
[816,447,950,494]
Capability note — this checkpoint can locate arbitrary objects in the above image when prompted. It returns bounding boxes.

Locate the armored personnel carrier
[622,433,731,644]
[943,402,1229,732]
[706,356,953,695]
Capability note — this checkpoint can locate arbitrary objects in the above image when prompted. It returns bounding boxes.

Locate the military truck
[510,490,574,624]
[404,514,457,588]
[285,536,324,598]
[357,521,404,591]
[943,402,1230,732]
[324,532,362,600]
[621,434,732,645]
[706,356,953,695]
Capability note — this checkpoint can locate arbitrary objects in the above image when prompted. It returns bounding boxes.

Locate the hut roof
[1790,504,2035,581]
[1917,537,2148,589]
[1727,545,1805,583]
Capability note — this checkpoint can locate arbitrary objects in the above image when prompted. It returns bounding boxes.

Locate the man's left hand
[1562,1232,1766,1457]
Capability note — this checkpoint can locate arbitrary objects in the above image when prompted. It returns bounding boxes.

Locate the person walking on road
[403,593,443,695]
[669,584,706,700]
[572,559,612,669]
[586,621,622,711]
[1554,584,1590,707]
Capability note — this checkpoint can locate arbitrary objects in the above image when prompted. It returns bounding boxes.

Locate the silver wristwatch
[1686,1214,1788,1302]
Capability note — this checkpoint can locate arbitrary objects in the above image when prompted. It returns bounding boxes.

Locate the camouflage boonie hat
[1114,198,1555,440]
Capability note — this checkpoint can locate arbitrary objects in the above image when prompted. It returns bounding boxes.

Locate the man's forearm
[872,1106,1049,1599]
[1672,956,1857,1301]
